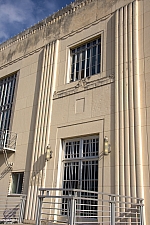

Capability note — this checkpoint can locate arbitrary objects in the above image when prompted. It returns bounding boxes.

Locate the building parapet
[0,0,96,52]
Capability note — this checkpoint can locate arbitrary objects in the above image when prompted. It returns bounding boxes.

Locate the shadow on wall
[105,14,115,194]
[0,151,14,180]
[23,49,44,194]
[0,165,12,180]
[31,153,46,179]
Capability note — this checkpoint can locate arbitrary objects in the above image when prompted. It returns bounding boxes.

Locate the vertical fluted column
[25,41,59,221]
[133,0,144,198]
[128,2,137,199]
[123,5,130,198]
[25,45,47,220]
[115,9,119,196]
[115,0,143,201]
[41,40,59,188]
[119,7,125,197]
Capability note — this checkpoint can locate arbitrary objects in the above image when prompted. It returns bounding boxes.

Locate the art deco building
[0,0,150,224]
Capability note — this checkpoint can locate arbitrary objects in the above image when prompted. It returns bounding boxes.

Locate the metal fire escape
[0,130,17,169]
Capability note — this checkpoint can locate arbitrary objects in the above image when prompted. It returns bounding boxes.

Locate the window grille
[70,37,101,82]
[62,136,99,216]
[0,74,17,131]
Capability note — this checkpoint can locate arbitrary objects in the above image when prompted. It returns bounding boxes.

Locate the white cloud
[0,0,58,43]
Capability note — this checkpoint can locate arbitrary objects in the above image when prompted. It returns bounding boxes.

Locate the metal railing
[0,195,26,224]
[36,188,144,225]
[0,130,17,151]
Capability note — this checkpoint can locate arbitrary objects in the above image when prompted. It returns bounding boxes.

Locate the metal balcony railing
[0,195,26,224]
[36,188,144,225]
[0,130,17,151]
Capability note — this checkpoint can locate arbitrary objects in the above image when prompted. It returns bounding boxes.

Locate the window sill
[7,193,25,197]
[53,74,114,99]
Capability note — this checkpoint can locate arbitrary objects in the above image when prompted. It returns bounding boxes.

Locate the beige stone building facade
[0,0,150,223]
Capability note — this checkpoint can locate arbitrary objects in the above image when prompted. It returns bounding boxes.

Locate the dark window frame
[0,74,17,131]
[70,37,101,82]
[62,136,99,216]
[10,172,24,194]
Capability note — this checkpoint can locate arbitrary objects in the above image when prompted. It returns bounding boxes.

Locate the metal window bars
[0,130,17,151]
[36,188,144,225]
[0,74,17,131]
[62,137,99,197]
[70,37,101,82]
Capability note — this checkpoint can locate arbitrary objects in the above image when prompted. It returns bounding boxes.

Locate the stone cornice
[53,75,114,99]
[0,0,96,52]
[0,0,138,52]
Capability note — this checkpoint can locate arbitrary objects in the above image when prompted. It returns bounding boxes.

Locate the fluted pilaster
[25,40,59,221]
[115,0,144,200]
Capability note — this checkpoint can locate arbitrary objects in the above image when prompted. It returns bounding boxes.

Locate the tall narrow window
[70,37,101,82]
[62,136,99,216]
[10,172,24,194]
[0,74,17,131]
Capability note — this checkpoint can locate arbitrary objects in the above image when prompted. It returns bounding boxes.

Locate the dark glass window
[11,172,24,194]
[70,37,101,82]
[0,74,16,131]
[62,136,99,217]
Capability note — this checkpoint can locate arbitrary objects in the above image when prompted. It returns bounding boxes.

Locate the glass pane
[82,45,85,50]
[77,53,80,62]
[92,66,95,75]
[97,64,100,73]
[98,45,101,54]
[70,73,74,82]
[82,51,85,60]
[86,68,89,77]
[76,71,79,80]
[87,49,90,58]
[83,138,99,157]
[93,40,96,45]
[0,74,16,131]
[98,54,100,63]
[76,62,79,71]
[86,58,90,68]
[71,64,74,74]
[92,46,96,56]
[77,47,81,52]
[17,173,24,194]
[72,54,75,64]
[81,160,98,217]
[81,70,84,79]
[65,141,80,159]
[92,56,96,66]
[87,42,91,48]
[62,162,79,214]
[82,60,85,70]
[11,174,18,193]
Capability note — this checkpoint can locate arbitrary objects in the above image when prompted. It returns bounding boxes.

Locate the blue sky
[0,0,74,44]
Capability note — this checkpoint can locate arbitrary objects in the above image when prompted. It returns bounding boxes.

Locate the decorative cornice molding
[0,0,96,52]
[0,0,137,52]
[53,75,114,99]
